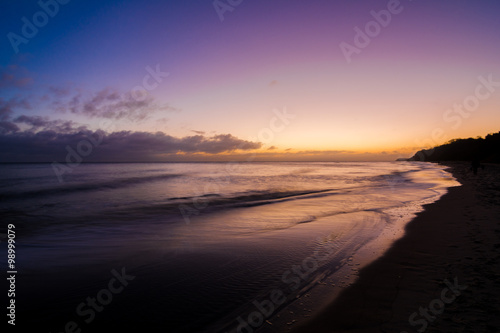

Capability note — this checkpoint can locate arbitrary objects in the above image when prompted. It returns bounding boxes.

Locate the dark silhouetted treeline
[408,131,500,162]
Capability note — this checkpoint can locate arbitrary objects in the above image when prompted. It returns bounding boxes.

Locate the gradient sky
[1,0,500,162]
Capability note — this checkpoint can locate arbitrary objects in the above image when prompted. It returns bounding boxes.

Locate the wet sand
[293,162,500,333]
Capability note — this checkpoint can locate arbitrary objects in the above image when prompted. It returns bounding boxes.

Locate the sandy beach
[294,162,500,333]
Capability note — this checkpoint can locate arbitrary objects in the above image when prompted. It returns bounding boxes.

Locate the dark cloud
[191,130,205,135]
[0,97,31,121]
[0,121,19,134]
[51,87,176,121]
[1,67,177,125]
[0,128,262,162]
[0,65,33,88]
[48,86,73,98]
[97,132,261,157]
[13,115,48,128]
[13,115,83,133]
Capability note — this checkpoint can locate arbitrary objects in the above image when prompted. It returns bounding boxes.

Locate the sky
[1,0,500,162]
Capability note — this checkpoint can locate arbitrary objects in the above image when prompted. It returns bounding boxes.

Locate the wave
[83,178,417,223]
[0,173,184,200]
[103,188,341,219]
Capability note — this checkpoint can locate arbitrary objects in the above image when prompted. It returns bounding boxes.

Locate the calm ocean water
[0,162,459,332]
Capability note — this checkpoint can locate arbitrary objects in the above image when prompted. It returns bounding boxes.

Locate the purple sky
[1,0,500,162]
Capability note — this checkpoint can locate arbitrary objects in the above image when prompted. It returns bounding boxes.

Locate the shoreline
[241,163,456,333]
[292,162,500,332]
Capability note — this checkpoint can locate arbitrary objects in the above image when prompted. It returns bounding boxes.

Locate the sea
[0,162,460,332]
